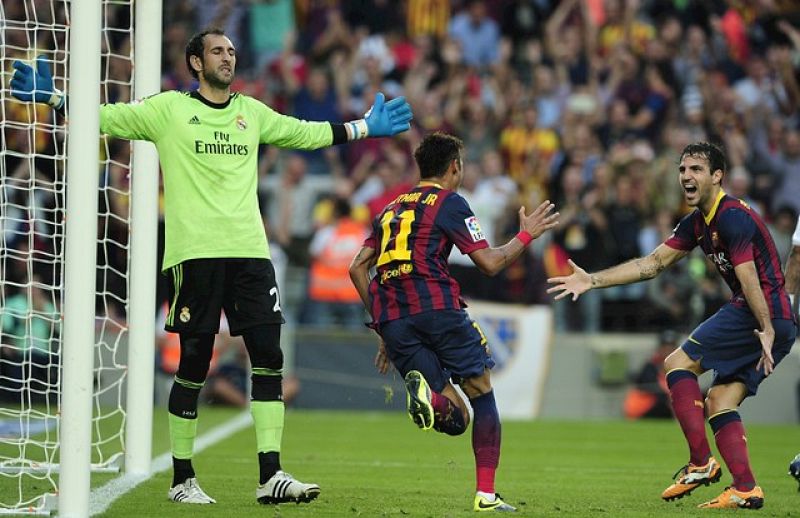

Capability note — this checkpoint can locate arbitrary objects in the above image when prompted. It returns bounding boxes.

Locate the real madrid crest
[179,306,191,323]
[236,115,247,131]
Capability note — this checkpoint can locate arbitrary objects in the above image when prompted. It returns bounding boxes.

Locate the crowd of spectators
[4,0,800,337]
[203,0,799,334]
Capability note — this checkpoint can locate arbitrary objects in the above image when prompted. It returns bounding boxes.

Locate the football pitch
[87,408,798,517]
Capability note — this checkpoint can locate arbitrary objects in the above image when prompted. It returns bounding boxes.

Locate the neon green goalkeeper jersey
[100,90,334,270]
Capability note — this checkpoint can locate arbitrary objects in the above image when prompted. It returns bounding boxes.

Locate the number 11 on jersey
[377,209,415,266]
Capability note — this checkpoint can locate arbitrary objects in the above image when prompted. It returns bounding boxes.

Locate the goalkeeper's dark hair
[679,142,726,177]
[185,27,226,80]
[414,132,464,179]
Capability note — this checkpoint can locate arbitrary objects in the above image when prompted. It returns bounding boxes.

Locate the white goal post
[0,1,161,516]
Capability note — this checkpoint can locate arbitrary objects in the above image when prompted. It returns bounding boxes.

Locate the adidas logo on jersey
[188,116,201,125]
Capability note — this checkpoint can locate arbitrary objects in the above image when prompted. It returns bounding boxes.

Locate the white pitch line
[88,411,252,516]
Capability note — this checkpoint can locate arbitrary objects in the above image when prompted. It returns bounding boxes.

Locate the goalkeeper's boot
[168,477,216,504]
[697,486,764,509]
[789,453,800,491]
[256,470,320,504]
[404,370,434,431]
[661,456,722,501]
[474,493,517,512]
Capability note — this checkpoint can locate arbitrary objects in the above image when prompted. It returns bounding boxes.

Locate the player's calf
[432,391,467,436]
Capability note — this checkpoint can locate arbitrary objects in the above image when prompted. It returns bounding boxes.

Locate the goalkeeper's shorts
[165,258,284,336]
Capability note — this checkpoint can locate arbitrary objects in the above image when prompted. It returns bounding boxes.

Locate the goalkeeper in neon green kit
[10,28,413,505]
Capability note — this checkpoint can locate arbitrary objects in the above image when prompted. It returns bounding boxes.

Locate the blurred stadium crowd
[4,0,800,336]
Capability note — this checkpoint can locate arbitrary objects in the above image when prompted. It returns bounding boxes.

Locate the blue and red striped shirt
[364,182,489,323]
[665,191,793,320]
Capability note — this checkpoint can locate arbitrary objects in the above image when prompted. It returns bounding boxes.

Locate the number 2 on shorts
[269,286,281,313]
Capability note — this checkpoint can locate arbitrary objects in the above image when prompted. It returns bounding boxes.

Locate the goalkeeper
[10,28,412,506]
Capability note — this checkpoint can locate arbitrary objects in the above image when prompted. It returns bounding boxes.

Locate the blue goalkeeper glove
[10,56,64,109]
[364,92,412,137]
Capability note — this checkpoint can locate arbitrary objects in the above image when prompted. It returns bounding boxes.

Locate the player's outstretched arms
[363,92,413,137]
[470,200,559,277]
[547,243,687,301]
[546,260,591,301]
[10,56,65,111]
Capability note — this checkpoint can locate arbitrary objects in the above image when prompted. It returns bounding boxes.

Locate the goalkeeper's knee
[242,324,283,370]
[175,333,214,383]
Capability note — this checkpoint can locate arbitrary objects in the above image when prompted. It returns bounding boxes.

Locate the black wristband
[330,123,348,145]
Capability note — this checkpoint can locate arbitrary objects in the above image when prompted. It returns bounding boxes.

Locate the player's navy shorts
[682,302,797,397]
[164,258,284,335]
[377,309,495,393]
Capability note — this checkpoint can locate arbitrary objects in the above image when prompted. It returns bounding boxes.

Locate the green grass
[104,410,798,517]
[3,409,799,516]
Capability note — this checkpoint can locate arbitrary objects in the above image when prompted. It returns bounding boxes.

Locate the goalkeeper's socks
[168,380,201,486]
[172,458,195,487]
[258,451,281,484]
[431,392,466,436]
[470,391,500,494]
[666,369,711,466]
[251,401,285,484]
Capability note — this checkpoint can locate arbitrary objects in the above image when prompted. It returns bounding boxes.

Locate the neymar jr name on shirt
[393,191,439,206]
[195,131,248,156]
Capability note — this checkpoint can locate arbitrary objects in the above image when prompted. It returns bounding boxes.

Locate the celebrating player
[10,28,412,505]
[349,132,558,512]
[548,142,797,509]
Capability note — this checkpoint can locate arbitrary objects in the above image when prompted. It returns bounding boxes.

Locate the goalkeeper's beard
[203,68,234,90]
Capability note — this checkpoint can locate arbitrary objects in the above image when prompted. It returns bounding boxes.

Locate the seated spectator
[623,329,678,420]
[0,278,59,403]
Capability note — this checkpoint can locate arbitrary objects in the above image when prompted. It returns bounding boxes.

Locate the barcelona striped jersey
[665,191,793,320]
[363,182,489,323]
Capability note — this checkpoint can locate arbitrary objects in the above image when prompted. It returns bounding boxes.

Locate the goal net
[1,1,134,513]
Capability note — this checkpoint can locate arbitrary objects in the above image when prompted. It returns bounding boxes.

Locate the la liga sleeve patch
[464,216,485,242]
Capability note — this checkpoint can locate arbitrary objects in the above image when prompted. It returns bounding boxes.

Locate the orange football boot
[697,486,764,509]
[662,456,722,501]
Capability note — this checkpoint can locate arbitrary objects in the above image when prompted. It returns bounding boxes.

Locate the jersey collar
[703,189,726,225]
[190,90,235,109]
[417,181,444,189]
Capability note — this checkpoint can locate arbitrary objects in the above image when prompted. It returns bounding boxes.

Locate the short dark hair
[185,28,225,80]
[679,142,726,176]
[413,132,464,179]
